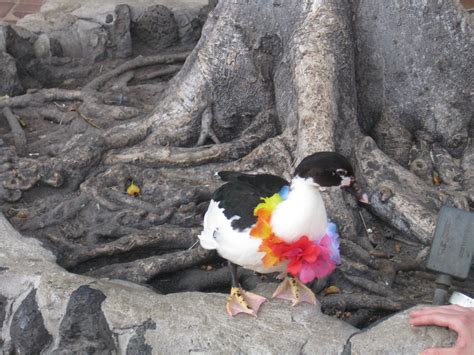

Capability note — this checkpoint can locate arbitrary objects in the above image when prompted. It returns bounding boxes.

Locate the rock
[4,25,36,63]
[15,0,209,60]
[104,5,133,58]
[33,33,52,59]
[0,26,6,52]
[0,294,7,349]
[54,285,115,354]
[0,51,24,96]
[131,4,178,49]
[348,307,457,355]
[126,320,156,355]
[10,289,52,354]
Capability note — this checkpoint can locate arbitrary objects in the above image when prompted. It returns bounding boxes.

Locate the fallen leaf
[127,181,141,196]
[322,285,341,296]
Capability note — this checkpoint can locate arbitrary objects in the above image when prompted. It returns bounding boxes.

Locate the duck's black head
[294,152,369,203]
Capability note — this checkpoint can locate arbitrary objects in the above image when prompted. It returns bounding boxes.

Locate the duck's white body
[198,177,328,273]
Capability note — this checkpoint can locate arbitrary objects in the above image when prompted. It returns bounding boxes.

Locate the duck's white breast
[198,200,284,273]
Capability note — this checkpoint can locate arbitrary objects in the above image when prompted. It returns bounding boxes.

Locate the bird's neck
[270,176,328,242]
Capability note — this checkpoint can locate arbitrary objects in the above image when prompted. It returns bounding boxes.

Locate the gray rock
[126,320,156,355]
[54,285,116,354]
[0,52,24,96]
[131,4,178,49]
[0,26,6,52]
[349,307,457,355]
[10,289,52,354]
[33,33,52,59]
[4,25,36,63]
[104,5,133,58]
[0,294,7,349]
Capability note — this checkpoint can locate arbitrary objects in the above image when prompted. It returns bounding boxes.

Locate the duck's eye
[336,169,347,177]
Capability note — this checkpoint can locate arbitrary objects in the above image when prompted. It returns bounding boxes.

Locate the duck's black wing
[212,172,289,231]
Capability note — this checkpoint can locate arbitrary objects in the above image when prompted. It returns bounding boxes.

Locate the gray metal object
[449,291,474,307]
[426,206,474,305]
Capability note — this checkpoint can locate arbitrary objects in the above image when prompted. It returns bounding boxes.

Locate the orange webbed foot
[226,287,267,317]
[272,277,317,306]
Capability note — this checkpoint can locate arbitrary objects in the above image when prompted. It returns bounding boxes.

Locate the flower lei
[250,187,341,283]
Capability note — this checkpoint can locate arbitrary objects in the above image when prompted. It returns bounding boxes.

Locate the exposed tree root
[355,136,469,245]
[86,246,216,284]
[20,194,90,231]
[56,226,201,269]
[196,105,221,146]
[2,107,27,156]
[133,65,182,82]
[0,89,84,108]
[84,52,190,91]
[103,109,278,166]
[320,293,409,312]
[344,275,401,300]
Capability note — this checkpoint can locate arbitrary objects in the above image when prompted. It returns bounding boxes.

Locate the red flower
[264,235,336,282]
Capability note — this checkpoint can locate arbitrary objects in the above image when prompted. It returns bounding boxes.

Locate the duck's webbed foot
[272,277,317,306]
[226,287,267,317]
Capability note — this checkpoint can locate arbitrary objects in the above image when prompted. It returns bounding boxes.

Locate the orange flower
[258,235,285,267]
[250,216,272,239]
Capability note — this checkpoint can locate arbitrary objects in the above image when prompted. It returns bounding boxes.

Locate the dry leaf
[322,285,341,296]
[127,181,141,196]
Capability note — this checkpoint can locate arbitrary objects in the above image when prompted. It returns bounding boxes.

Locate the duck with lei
[199,152,369,316]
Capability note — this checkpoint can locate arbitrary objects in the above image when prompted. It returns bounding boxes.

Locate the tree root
[344,275,401,299]
[19,194,90,231]
[2,107,27,156]
[355,136,469,245]
[196,105,220,146]
[320,293,409,312]
[84,52,190,91]
[0,89,84,108]
[57,226,201,269]
[133,65,182,82]
[103,109,278,167]
[86,246,216,284]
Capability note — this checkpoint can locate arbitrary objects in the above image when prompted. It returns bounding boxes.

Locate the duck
[198,152,368,316]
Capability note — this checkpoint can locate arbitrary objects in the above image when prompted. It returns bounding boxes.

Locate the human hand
[409,305,474,355]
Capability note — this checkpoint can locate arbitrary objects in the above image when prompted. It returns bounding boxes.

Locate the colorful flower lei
[250,187,340,283]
